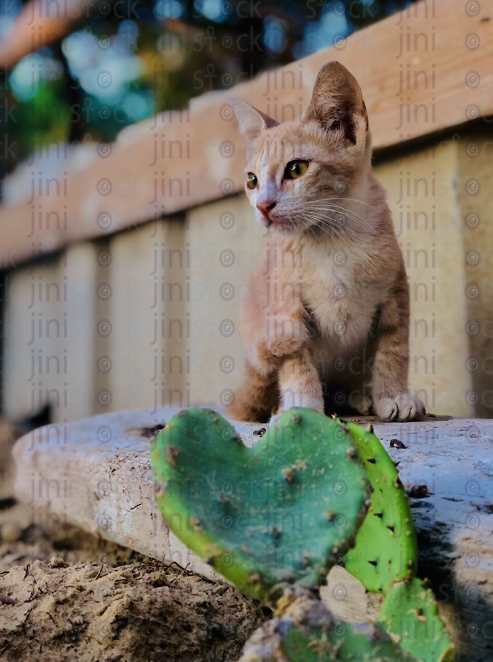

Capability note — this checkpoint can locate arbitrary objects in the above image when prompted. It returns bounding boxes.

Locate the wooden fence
[2,0,493,424]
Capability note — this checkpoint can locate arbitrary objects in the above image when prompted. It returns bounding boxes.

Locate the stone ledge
[12,408,493,658]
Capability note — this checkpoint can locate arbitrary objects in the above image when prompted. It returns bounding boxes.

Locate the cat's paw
[351,392,373,416]
[374,394,426,422]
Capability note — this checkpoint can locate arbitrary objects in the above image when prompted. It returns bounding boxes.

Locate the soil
[0,414,267,661]
[0,515,268,662]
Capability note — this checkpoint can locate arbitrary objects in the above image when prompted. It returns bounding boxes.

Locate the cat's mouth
[260,215,292,232]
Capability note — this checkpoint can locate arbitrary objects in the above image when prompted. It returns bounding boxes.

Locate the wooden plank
[12,407,493,658]
[3,259,61,420]
[2,245,98,422]
[93,216,188,413]
[160,216,188,410]
[375,136,474,417]
[93,237,112,417]
[1,0,493,266]
[376,130,493,418]
[186,196,264,407]
[456,134,493,418]
[105,221,168,412]
[63,244,99,421]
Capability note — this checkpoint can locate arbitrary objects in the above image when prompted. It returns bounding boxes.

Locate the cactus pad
[378,578,456,662]
[343,423,418,593]
[239,598,418,661]
[150,408,369,601]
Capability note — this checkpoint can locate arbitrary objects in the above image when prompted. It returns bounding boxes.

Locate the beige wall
[4,132,493,422]
[376,140,472,416]
[376,133,493,417]
[457,134,493,417]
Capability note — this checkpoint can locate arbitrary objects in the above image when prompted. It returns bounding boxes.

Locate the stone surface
[12,407,493,658]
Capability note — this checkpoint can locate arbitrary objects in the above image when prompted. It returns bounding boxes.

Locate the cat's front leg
[371,273,426,422]
[228,357,279,423]
[229,324,309,422]
[275,347,324,418]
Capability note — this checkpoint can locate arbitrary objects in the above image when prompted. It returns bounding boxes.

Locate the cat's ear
[229,97,279,141]
[302,62,368,145]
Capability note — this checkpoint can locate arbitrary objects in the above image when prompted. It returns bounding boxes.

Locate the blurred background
[0,0,409,182]
[1,0,492,431]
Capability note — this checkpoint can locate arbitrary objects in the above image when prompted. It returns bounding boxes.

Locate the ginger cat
[228,61,425,423]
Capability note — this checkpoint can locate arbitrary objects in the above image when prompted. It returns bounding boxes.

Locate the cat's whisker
[282,213,314,236]
[305,223,321,241]
[301,201,371,221]
[290,204,351,220]
[304,211,360,239]
[295,217,321,240]
[304,200,373,222]
[310,222,344,239]
[301,206,376,235]
[304,197,371,207]
[300,207,364,231]
[289,216,323,239]
[299,208,345,224]
[302,203,371,225]
[314,219,351,237]
[304,222,338,239]
[297,212,345,239]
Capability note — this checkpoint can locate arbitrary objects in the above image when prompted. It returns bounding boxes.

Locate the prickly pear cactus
[150,408,369,602]
[240,598,418,661]
[344,422,418,593]
[378,578,456,662]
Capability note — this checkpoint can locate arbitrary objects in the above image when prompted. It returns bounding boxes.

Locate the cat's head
[230,62,371,236]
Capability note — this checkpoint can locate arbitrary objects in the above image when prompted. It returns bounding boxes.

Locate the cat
[228,61,425,423]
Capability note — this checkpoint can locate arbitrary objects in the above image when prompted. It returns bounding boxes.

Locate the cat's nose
[256,200,276,217]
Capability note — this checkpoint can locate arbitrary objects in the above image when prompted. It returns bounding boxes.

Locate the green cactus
[239,598,418,661]
[283,622,419,662]
[150,408,369,602]
[378,578,456,662]
[343,422,418,593]
[150,408,456,661]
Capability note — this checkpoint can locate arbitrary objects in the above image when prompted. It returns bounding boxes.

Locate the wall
[4,130,493,422]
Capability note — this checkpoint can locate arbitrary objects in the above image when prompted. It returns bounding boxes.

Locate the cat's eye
[285,160,309,179]
[247,173,258,189]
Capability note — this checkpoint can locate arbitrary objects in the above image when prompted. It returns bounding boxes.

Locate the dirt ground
[0,413,267,661]
[0,514,268,662]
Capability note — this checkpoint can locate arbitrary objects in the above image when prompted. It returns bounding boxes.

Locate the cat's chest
[302,274,358,329]
[299,249,378,336]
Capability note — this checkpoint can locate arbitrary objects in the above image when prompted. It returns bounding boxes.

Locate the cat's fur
[229,62,425,423]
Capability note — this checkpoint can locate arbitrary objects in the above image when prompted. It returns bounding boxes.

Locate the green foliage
[150,407,369,602]
[2,0,421,181]
[378,578,456,662]
[1,82,70,176]
[151,408,455,661]
[240,599,419,661]
[284,622,418,661]
[344,423,418,593]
